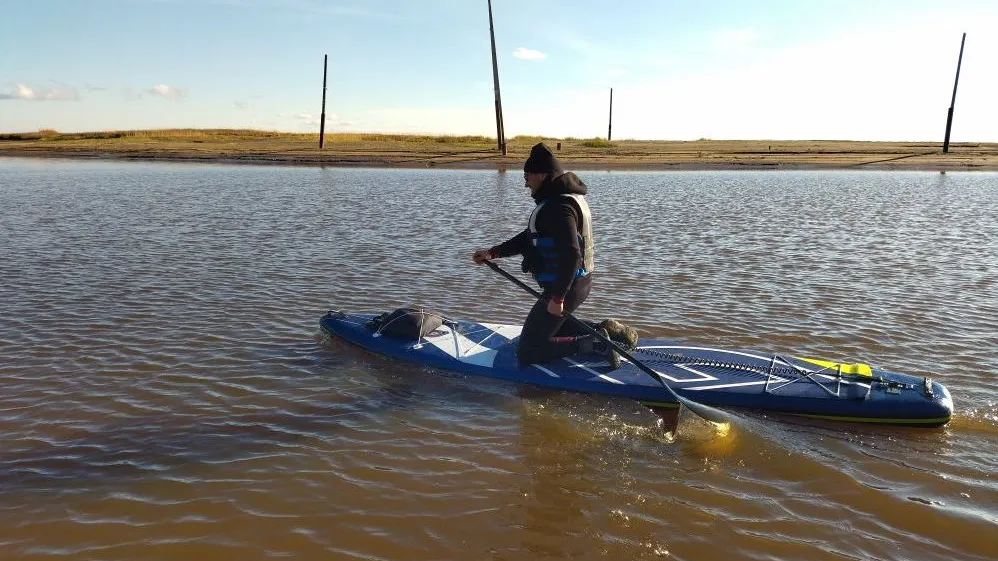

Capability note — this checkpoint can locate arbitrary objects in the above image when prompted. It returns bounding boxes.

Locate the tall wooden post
[487,0,506,155]
[607,87,613,141]
[942,33,966,154]
[319,54,328,149]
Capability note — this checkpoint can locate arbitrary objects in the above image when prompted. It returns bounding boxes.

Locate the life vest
[527,193,594,283]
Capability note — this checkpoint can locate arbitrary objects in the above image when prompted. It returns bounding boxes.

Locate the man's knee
[516,344,538,366]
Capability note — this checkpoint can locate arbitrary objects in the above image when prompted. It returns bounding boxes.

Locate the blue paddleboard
[319,311,953,426]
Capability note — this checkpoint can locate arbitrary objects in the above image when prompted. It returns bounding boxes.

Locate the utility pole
[487,0,506,155]
[319,54,328,149]
[607,87,613,141]
[942,33,966,154]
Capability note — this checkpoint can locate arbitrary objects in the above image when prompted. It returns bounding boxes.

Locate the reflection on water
[1,158,996,561]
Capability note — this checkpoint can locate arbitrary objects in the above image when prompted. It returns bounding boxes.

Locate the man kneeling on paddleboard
[472,142,637,369]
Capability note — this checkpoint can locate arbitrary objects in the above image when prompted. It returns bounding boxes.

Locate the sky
[2,0,997,141]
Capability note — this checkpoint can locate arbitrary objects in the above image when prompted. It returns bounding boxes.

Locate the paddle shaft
[484,260,728,424]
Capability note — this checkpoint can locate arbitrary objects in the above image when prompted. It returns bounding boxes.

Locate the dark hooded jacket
[489,171,591,299]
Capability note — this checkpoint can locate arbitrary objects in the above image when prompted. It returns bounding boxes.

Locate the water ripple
[1,160,996,561]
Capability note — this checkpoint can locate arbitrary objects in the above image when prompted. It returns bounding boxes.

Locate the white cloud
[513,47,547,61]
[0,83,79,101]
[317,113,353,127]
[289,112,354,129]
[292,112,320,127]
[233,96,262,110]
[146,84,185,100]
[711,28,761,51]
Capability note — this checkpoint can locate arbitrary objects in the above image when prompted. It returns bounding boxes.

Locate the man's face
[524,172,546,194]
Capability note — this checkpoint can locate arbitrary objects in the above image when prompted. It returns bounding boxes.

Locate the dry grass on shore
[2,128,997,170]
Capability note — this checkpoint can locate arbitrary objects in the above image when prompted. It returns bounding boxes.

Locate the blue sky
[2,0,997,141]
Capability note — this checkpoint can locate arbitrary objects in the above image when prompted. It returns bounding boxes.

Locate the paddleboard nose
[930,379,954,425]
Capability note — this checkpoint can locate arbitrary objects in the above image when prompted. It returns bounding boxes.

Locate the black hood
[532,171,588,202]
[523,142,564,176]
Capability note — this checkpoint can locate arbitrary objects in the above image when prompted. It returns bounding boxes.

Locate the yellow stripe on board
[798,357,873,376]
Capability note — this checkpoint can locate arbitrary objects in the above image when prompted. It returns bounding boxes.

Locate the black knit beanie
[523,142,564,175]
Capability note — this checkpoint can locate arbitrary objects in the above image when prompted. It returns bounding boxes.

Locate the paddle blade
[677,395,732,426]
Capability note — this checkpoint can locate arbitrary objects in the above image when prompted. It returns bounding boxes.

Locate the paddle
[484,260,730,426]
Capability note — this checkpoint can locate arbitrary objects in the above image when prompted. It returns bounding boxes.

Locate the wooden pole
[319,54,328,149]
[487,0,506,155]
[942,33,966,154]
[607,87,613,141]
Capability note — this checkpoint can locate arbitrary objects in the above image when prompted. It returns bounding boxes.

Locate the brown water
[1,157,995,560]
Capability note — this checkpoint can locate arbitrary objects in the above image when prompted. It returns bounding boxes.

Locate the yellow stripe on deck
[797,357,873,376]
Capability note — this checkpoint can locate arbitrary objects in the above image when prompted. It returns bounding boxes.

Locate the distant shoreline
[3,129,997,171]
[5,150,997,172]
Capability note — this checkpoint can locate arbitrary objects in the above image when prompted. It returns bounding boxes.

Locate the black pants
[517,274,593,366]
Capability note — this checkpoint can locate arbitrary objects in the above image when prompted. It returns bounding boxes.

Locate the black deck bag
[365,307,446,341]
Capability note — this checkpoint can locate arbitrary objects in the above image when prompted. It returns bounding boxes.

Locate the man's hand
[472,249,493,264]
[547,297,564,316]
